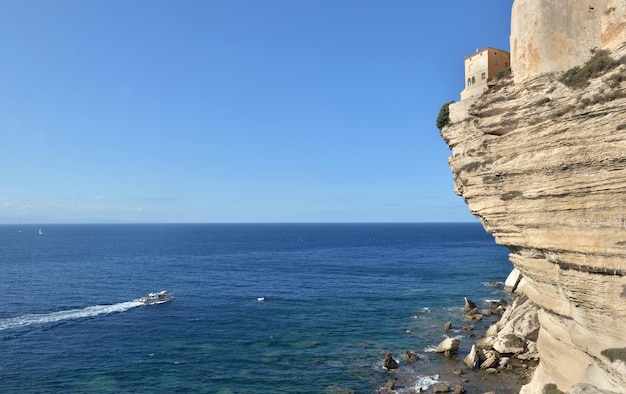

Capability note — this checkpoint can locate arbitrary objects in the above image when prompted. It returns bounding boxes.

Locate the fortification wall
[510,0,626,82]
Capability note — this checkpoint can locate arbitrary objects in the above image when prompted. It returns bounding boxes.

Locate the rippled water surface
[1,223,512,393]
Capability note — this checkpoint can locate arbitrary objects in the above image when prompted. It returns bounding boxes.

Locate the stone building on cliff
[460,47,510,100]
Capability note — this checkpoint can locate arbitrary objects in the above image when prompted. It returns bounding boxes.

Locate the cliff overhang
[440,51,626,392]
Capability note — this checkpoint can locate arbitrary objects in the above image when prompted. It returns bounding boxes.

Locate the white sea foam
[414,374,440,391]
[0,300,143,331]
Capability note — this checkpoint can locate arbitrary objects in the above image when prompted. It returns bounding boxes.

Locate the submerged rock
[403,350,420,363]
[453,384,465,394]
[325,385,356,394]
[383,379,395,391]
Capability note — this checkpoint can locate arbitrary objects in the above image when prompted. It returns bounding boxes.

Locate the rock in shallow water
[403,350,420,363]
[432,383,450,393]
[383,353,398,370]
[435,338,460,353]
[464,344,481,369]
[383,379,395,391]
[463,297,477,312]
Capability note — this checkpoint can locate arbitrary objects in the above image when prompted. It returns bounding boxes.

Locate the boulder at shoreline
[435,338,460,354]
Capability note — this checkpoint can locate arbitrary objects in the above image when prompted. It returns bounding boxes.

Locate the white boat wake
[0,300,144,331]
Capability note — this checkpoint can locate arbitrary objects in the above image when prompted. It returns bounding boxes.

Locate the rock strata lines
[441,54,626,392]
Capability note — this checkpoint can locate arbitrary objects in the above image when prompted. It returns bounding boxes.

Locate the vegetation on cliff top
[559,49,622,89]
[436,100,455,130]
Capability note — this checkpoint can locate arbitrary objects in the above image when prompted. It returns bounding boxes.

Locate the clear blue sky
[0,0,513,224]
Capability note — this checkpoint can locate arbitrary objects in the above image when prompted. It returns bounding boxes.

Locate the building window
[481,72,486,80]
[471,76,476,84]
[467,78,472,86]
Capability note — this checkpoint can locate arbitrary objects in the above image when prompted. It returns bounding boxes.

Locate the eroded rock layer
[442,64,626,392]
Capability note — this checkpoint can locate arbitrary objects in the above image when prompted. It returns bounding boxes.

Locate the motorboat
[139,290,173,305]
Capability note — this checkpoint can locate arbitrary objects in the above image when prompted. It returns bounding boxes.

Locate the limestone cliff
[440,3,626,391]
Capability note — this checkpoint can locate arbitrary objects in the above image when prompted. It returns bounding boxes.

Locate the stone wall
[510,0,626,83]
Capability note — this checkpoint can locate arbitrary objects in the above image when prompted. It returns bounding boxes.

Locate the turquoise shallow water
[0,223,512,393]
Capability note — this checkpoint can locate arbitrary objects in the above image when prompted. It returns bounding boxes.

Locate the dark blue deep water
[0,223,511,393]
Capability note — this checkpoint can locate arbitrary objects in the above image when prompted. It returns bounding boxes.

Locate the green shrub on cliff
[490,67,513,93]
[543,384,565,394]
[436,100,455,130]
[559,49,620,89]
[495,67,512,80]
[601,348,626,363]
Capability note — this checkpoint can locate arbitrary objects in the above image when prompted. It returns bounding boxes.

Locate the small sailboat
[38,228,43,235]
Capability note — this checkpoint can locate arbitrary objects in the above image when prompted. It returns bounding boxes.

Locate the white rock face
[442,63,626,392]
[435,338,460,353]
[464,344,480,369]
[504,267,522,292]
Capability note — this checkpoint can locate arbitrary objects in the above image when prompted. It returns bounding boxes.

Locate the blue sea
[1,223,513,393]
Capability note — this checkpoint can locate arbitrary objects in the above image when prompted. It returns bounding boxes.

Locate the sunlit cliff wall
[511,0,626,83]
[441,1,626,392]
